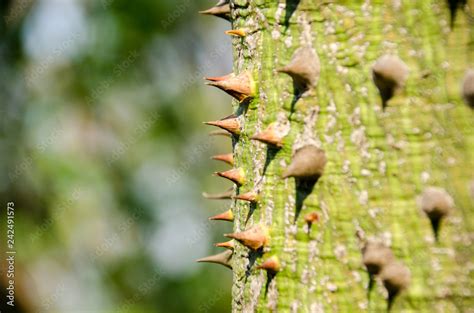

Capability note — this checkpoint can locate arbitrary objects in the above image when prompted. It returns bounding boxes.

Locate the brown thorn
[304,212,319,224]
[202,188,234,200]
[204,117,241,135]
[233,191,258,203]
[209,209,234,222]
[250,123,286,148]
[196,250,233,269]
[224,225,269,250]
[282,145,327,180]
[198,1,231,21]
[214,240,235,250]
[277,47,320,90]
[211,153,234,166]
[256,256,281,273]
[362,241,395,276]
[204,71,255,102]
[372,54,409,110]
[215,168,245,186]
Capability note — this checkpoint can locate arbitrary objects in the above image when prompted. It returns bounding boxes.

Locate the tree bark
[213,0,473,311]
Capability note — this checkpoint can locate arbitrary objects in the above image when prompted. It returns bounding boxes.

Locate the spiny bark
[201,1,473,312]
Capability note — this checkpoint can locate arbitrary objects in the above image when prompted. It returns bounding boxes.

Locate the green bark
[222,0,473,312]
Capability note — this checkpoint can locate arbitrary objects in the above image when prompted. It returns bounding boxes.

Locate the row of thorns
[196,0,473,311]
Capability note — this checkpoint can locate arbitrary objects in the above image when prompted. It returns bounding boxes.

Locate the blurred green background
[0,0,235,312]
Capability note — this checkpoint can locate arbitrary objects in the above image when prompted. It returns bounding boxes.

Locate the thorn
[204,116,241,135]
[202,188,234,200]
[304,212,319,229]
[211,153,234,166]
[304,212,319,224]
[205,71,255,102]
[196,250,233,269]
[250,122,288,148]
[215,168,245,186]
[379,261,411,311]
[199,1,231,21]
[282,145,327,180]
[462,68,474,109]
[225,29,247,37]
[209,209,234,222]
[208,130,232,138]
[205,73,233,82]
[233,191,259,203]
[362,241,395,276]
[418,187,455,240]
[277,47,320,90]
[225,225,269,250]
[256,256,281,273]
[214,240,235,249]
[372,55,409,110]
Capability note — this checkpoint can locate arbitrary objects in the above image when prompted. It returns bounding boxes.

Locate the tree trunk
[203,0,473,311]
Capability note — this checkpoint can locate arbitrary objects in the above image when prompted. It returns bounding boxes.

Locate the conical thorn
[225,225,269,250]
[362,241,395,276]
[215,168,245,186]
[214,240,235,250]
[209,209,234,222]
[205,71,255,102]
[277,47,320,90]
[380,261,411,310]
[202,188,234,200]
[205,73,233,82]
[417,187,454,240]
[282,145,327,180]
[196,250,233,269]
[204,116,241,135]
[256,256,281,273]
[251,123,287,148]
[304,212,319,225]
[225,29,247,37]
[233,191,258,203]
[199,2,231,21]
[372,54,409,110]
[211,153,234,166]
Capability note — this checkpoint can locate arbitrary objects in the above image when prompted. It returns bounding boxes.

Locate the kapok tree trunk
[200,0,474,312]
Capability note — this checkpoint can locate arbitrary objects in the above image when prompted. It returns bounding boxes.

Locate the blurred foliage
[0,0,235,312]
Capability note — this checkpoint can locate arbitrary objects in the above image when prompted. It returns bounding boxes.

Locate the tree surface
[201,0,474,312]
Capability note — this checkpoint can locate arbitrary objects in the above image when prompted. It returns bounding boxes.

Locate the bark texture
[213,1,473,311]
